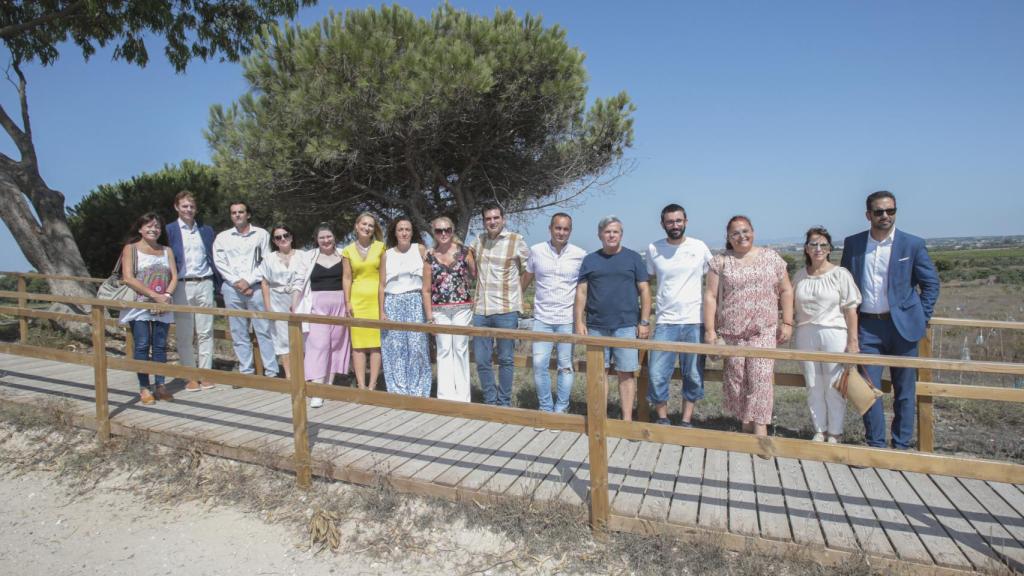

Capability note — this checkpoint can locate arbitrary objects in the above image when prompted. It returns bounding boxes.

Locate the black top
[309,261,342,292]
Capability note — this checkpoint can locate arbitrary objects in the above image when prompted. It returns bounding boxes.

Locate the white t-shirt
[645,237,712,324]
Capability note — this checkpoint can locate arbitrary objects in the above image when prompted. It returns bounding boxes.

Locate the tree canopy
[207,3,635,237]
[68,160,229,277]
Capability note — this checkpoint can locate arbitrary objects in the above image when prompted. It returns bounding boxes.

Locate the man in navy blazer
[165,191,221,392]
[841,191,940,449]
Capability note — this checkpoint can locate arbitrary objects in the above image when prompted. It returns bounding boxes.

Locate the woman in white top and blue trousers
[378,217,432,397]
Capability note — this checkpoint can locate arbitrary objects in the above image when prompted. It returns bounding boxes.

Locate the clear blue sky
[2,0,1022,271]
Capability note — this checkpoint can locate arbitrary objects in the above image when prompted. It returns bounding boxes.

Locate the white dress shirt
[526,240,587,325]
[213,225,271,286]
[860,227,895,314]
[177,218,213,278]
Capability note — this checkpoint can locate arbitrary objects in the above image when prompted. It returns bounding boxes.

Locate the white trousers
[434,305,473,402]
[172,279,215,370]
[795,324,848,435]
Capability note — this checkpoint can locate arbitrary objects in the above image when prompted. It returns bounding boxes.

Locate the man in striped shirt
[469,203,530,407]
[521,213,586,414]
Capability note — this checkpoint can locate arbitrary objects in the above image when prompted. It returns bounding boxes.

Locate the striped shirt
[469,229,529,316]
[526,241,587,325]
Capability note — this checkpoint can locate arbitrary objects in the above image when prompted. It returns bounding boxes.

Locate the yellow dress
[342,240,384,348]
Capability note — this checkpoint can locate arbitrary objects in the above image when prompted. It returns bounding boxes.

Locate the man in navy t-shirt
[574,216,651,421]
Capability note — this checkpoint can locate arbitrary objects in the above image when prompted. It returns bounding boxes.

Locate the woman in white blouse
[792,226,862,443]
[260,224,306,378]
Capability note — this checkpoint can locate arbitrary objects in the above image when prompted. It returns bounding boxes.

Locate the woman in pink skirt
[704,215,794,437]
[294,223,351,408]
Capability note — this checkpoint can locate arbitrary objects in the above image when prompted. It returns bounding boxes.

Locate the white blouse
[384,244,425,294]
[259,250,305,295]
[793,266,862,330]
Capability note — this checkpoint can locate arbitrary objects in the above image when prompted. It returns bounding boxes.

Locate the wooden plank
[533,433,589,502]
[849,467,931,563]
[196,390,293,444]
[482,426,558,496]
[611,440,660,518]
[824,462,894,557]
[558,437,621,508]
[667,446,703,526]
[458,426,539,492]
[875,469,971,569]
[391,417,488,479]
[697,449,728,531]
[637,444,681,523]
[347,412,445,476]
[777,457,826,546]
[430,422,522,487]
[605,438,642,510]
[905,471,1003,571]
[143,385,279,440]
[802,459,859,551]
[332,410,435,471]
[411,420,505,484]
[240,398,365,455]
[585,344,610,530]
[934,476,1024,570]
[752,453,791,542]
[987,481,1024,518]
[309,405,396,460]
[506,429,580,500]
[727,451,759,536]
[917,382,1024,403]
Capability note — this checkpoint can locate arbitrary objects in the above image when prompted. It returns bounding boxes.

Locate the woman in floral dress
[704,215,794,437]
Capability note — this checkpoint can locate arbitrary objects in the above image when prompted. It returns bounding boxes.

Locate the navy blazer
[840,229,940,343]
[165,219,222,289]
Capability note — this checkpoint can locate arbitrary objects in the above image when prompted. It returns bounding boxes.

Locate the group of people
[116,189,939,450]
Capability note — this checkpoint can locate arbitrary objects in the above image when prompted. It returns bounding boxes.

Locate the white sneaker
[827,436,839,444]
[310,397,324,408]
[811,432,825,442]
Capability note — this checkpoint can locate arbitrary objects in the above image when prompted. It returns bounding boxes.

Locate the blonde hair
[353,212,383,242]
[430,216,463,246]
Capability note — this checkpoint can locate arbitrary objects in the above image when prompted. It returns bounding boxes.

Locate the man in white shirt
[165,191,219,392]
[521,213,587,414]
[841,191,940,449]
[212,202,279,378]
[645,204,713,427]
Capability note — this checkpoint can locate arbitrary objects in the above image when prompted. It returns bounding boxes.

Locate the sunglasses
[433,227,453,235]
[273,233,291,241]
[871,208,897,217]
[806,242,830,250]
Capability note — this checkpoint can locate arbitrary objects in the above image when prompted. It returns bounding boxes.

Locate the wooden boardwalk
[2,352,1023,574]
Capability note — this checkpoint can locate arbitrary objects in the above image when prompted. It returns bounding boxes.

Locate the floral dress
[710,248,787,425]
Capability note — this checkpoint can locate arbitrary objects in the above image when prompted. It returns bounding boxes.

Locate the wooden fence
[1,271,1023,532]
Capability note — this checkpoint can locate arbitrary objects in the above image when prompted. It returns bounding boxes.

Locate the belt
[859,311,891,320]
[180,276,213,282]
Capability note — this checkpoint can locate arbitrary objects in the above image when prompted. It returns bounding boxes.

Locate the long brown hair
[125,212,165,245]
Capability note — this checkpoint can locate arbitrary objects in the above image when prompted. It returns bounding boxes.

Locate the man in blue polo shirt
[574,216,651,421]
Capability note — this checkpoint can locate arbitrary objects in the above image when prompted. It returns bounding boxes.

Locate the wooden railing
[1,272,1023,532]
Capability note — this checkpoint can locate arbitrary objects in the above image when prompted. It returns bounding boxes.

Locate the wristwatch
[639,319,650,326]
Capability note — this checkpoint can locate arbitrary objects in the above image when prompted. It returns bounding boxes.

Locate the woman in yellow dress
[342,212,386,389]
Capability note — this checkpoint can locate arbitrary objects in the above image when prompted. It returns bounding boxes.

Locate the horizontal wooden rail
[0,341,95,366]
[0,270,105,284]
[605,419,1024,484]
[917,381,1024,402]
[107,358,290,394]
[929,317,1024,330]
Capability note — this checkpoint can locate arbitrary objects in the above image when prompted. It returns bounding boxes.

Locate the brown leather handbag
[834,365,883,415]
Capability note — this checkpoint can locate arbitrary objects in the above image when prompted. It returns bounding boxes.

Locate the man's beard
[666,227,685,240]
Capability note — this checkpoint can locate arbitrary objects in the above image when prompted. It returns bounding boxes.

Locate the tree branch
[0,0,89,40]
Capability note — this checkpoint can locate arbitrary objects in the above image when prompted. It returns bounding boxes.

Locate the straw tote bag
[834,364,883,415]
[96,246,138,302]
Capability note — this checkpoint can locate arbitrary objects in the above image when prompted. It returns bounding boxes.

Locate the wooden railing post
[91,305,110,445]
[288,320,312,488]
[16,275,28,344]
[636,350,650,422]
[585,344,609,532]
[251,330,265,375]
[917,326,934,452]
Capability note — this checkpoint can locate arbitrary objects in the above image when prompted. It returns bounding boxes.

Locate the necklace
[355,240,372,257]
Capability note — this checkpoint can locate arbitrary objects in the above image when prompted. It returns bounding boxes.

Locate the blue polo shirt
[578,247,648,330]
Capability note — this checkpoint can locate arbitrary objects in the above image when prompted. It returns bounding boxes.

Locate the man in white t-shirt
[645,204,713,427]
[521,213,587,414]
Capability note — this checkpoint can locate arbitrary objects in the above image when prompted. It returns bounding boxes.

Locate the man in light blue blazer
[841,190,940,449]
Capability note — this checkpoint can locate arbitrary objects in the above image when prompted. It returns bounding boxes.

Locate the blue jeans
[859,316,918,449]
[222,284,279,377]
[532,321,574,413]
[473,312,519,406]
[587,325,639,372]
[130,320,169,390]
[647,323,705,405]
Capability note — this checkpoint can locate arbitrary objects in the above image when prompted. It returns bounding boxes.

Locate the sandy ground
[0,470,385,576]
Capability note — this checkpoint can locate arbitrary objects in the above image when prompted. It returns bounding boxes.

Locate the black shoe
[678,421,694,428]
[655,418,671,425]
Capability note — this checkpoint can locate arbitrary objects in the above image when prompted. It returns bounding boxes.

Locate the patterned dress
[710,248,787,425]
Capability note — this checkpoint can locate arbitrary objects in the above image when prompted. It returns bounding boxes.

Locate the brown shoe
[199,381,215,390]
[185,380,201,392]
[154,385,174,402]
[139,389,156,406]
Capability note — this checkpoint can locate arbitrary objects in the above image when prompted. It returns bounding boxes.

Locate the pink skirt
[303,290,350,382]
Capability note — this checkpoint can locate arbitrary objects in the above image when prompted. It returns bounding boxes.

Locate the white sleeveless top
[119,248,175,324]
[384,244,424,294]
